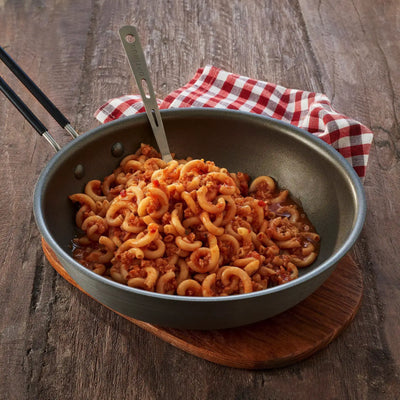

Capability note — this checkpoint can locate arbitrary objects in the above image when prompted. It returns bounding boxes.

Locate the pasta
[70,144,320,296]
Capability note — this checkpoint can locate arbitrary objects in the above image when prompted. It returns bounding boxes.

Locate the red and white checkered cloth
[95,65,373,178]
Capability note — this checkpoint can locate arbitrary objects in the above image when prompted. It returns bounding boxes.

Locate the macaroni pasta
[70,144,320,296]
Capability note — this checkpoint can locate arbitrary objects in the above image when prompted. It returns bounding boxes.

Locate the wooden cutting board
[42,239,363,369]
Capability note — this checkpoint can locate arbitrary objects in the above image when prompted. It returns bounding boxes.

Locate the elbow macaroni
[70,144,320,297]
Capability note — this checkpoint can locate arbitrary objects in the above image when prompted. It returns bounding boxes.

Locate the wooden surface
[42,240,363,370]
[0,1,399,399]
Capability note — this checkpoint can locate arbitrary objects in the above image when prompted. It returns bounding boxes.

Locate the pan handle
[0,75,60,151]
[0,46,79,139]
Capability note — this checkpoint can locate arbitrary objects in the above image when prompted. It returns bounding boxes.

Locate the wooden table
[1,1,399,399]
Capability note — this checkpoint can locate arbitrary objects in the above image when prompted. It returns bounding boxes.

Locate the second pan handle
[0,75,60,151]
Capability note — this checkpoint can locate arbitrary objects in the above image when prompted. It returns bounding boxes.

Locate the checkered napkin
[95,65,373,178]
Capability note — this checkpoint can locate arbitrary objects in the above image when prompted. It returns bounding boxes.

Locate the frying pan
[1,44,366,330]
[33,108,365,329]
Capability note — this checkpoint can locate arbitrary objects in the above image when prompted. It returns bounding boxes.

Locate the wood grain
[0,0,399,399]
[42,239,363,370]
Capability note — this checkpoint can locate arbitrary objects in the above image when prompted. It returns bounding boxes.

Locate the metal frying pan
[0,33,366,329]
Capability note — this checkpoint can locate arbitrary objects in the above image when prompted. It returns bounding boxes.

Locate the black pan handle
[0,75,60,151]
[0,46,78,139]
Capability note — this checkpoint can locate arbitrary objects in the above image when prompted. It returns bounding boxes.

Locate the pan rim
[34,108,366,303]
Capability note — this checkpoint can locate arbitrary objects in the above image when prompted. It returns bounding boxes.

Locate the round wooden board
[42,239,363,369]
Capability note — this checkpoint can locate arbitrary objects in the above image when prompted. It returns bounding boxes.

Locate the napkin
[95,65,373,178]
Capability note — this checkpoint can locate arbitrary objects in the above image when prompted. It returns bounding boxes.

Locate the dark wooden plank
[298,1,400,397]
[0,1,94,399]
[0,0,399,399]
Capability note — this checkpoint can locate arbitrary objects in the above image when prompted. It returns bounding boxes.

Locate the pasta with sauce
[70,144,320,296]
